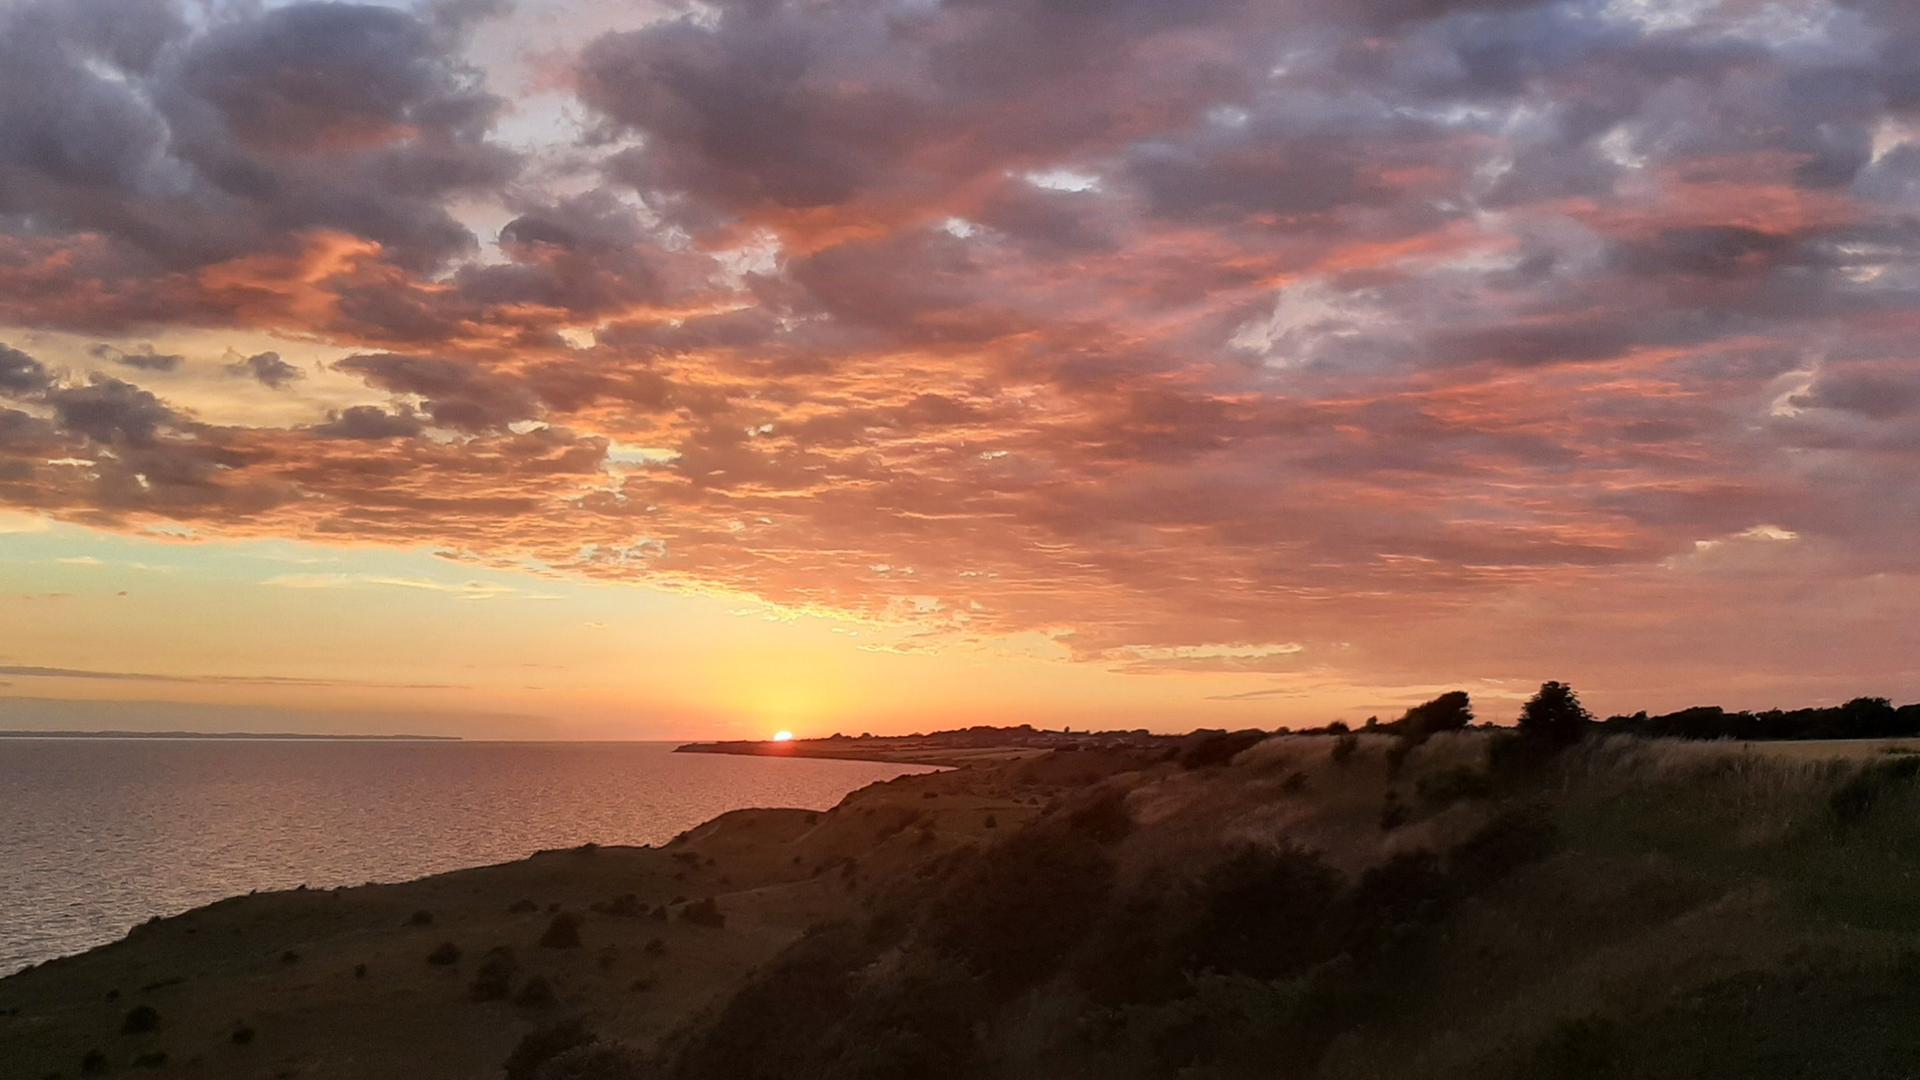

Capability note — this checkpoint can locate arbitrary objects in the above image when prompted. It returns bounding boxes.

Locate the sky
[2,0,1920,738]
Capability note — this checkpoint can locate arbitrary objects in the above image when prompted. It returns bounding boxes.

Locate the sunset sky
[4,0,1920,738]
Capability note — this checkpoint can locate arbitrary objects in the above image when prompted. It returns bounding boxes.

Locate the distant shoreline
[0,730,461,741]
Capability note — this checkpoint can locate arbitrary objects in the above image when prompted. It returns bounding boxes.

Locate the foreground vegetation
[9,695,1920,1078]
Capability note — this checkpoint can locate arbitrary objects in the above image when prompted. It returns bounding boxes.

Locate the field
[6,732,1920,1078]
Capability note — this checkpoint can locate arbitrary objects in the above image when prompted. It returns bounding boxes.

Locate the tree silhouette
[1518,681,1591,743]
[1402,690,1474,739]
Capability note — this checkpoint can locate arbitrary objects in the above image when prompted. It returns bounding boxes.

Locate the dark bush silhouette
[540,913,583,949]
[1401,690,1474,740]
[470,947,519,1001]
[516,975,557,1009]
[680,898,726,928]
[407,909,433,926]
[984,814,997,829]
[81,1049,108,1074]
[353,963,367,979]
[509,899,539,914]
[131,1050,168,1068]
[1600,695,1920,741]
[230,1023,255,1045]
[921,823,1116,992]
[1184,844,1342,980]
[1177,729,1268,769]
[1831,755,1920,827]
[427,941,462,965]
[1380,793,1409,832]
[1417,765,1492,806]
[1331,732,1359,764]
[1062,786,1134,844]
[504,1019,596,1080]
[1519,681,1592,744]
[1450,805,1558,887]
[121,1004,160,1034]
[643,938,666,956]
[280,950,300,964]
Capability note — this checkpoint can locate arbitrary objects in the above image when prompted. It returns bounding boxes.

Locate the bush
[1831,756,1920,827]
[680,898,726,929]
[537,1041,655,1080]
[1417,766,1492,806]
[470,947,519,1001]
[1379,794,1409,832]
[231,1023,256,1045]
[1063,786,1134,844]
[1331,733,1359,765]
[643,938,666,956]
[132,1051,168,1068]
[1185,845,1342,980]
[1518,681,1592,744]
[1401,691,1474,740]
[510,899,539,914]
[407,909,434,926]
[81,1049,108,1074]
[427,941,462,965]
[1450,805,1557,887]
[353,963,367,979]
[921,823,1116,991]
[516,975,557,1009]
[540,913,583,949]
[280,950,300,964]
[504,1019,596,1080]
[1178,730,1268,769]
[122,1005,160,1034]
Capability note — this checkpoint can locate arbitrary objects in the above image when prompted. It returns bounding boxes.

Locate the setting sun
[771,731,795,743]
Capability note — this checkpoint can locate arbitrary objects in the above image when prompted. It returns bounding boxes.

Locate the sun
[771,730,795,743]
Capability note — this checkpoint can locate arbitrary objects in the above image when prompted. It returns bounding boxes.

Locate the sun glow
[771,730,795,742]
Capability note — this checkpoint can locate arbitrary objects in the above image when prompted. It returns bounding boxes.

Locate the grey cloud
[228,351,304,389]
[0,344,50,396]
[88,343,184,372]
[46,374,178,445]
[308,405,425,440]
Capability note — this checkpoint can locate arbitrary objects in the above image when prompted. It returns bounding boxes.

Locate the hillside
[6,732,1920,1078]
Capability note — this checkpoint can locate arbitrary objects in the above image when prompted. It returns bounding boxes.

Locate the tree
[1518,681,1591,743]
[1402,691,1474,739]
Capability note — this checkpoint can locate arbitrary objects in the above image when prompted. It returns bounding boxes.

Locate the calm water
[0,739,935,974]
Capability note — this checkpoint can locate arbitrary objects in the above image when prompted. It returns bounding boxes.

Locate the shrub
[407,910,434,927]
[504,1019,595,1080]
[1185,845,1343,980]
[81,1049,108,1074]
[1063,786,1134,844]
[353,963,368,979]
[1379,794,1408,832]
[131,1051,168,1068]
[1178,730,1268,769]
[470,948,519,1001]
[280,950,300,964]
[1450,804,1557,887]
[509,899,539,914]
[1831,756,1920,827]
[643,938,666,956]
[540,913,583,949]
[427,941,462,965]
[1518,681,1593,744]
[984,814,997,829]
[536,1041,655,1080]
[515,975,557,1009]
[1401,691,1474,740]
[1280,771,1309,794]
[921,823,1116,991]
[230,1024,255,1045]
[1331,733,1359,765]
[1417,766,1492,806]
[121,1005,160,1034]
[680,898,726,928]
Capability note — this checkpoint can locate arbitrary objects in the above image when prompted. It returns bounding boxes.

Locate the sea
[0,738,936,975]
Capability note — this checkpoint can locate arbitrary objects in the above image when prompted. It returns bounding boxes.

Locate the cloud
[0,0,1919,708]
[88,343,183,372]
[227,351,304,388]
